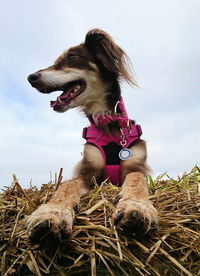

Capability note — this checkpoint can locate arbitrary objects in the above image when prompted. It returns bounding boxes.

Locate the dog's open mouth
[50,80,86,110]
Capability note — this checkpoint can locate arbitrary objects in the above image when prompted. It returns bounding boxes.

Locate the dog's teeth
[75,84,81,90]
[57,96,62,104]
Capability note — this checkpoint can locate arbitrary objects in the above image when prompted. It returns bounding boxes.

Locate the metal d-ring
[114,100,120,114]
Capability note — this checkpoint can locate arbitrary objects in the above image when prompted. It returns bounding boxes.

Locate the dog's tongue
[50,85,78,108]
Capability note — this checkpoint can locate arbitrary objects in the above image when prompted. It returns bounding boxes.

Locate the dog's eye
[68,54,78,60]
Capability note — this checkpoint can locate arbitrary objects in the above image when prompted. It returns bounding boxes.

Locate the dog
[27,29,158,245]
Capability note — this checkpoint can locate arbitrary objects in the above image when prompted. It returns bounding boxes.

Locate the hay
[0,167,200,276]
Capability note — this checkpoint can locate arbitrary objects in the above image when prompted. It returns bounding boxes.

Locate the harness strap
[92,97,130,128]
[82,123,142,186]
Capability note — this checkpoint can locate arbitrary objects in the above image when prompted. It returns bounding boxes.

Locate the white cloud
[0,0,200,188]
[145,107,200,175]
[0,98,86,188]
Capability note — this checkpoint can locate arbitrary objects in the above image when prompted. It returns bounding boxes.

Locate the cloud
[0,96,86,188]
[144,107,200,175]
[0,0,199,188]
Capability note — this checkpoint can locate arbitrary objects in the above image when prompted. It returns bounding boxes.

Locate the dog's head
[28,29,135,114]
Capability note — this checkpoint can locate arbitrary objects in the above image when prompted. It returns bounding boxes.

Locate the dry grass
[0,167,200,276]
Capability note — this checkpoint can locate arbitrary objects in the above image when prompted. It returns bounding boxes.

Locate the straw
[0,166,200,275]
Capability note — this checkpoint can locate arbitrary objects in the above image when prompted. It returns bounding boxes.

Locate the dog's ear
[84,29,136,86]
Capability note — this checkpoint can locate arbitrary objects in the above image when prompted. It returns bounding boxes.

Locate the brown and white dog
[27,29,158,246]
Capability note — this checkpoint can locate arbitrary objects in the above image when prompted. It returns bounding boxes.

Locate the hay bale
[0,167,200,276]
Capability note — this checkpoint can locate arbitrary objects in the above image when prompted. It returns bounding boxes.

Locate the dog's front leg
[26,143,104,246]
[27,179,87,246]
[114,141,158,235]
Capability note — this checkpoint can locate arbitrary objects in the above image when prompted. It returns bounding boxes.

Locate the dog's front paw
[114,199,158,235]
[26,203,74,247]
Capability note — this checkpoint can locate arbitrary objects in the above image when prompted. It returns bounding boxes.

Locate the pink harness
[82,98,142,186]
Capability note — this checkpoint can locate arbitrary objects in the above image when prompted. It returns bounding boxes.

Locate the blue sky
[1,0,199,188]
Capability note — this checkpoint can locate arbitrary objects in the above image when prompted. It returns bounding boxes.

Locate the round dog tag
[119,148,133,160]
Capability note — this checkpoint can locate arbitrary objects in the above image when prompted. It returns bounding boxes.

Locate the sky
[0,0,199,189]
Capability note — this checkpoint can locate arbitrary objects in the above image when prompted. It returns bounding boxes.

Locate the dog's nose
[27,72,40,84]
